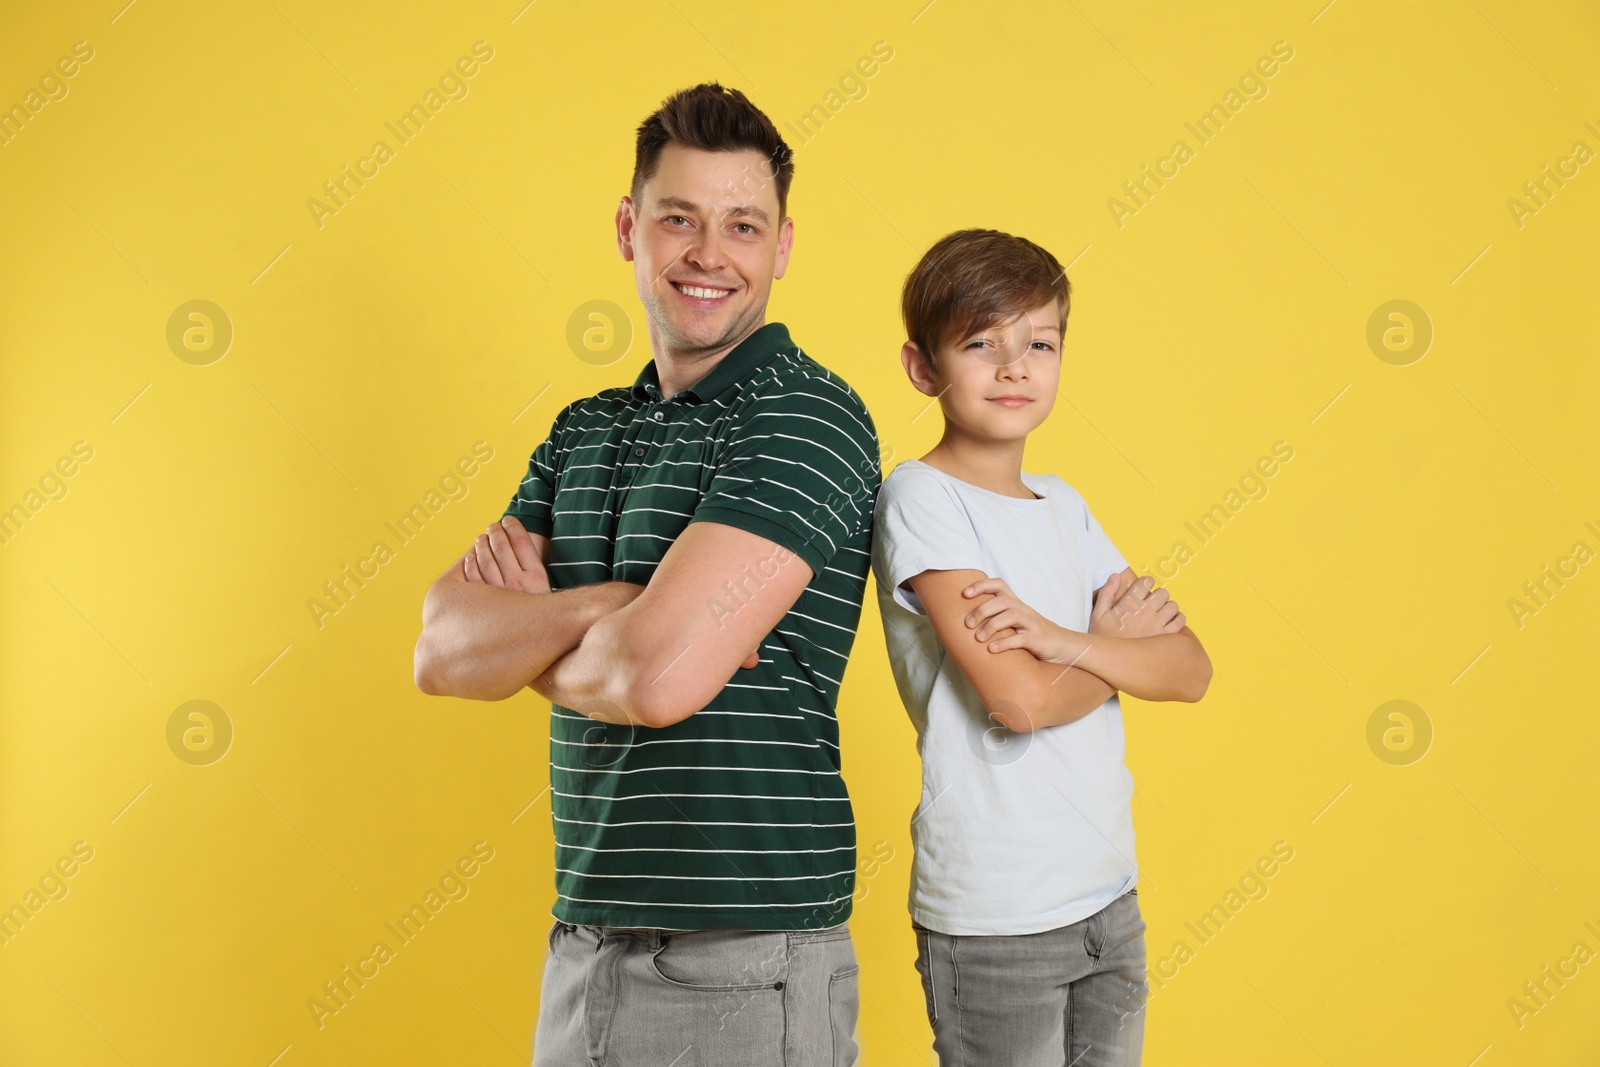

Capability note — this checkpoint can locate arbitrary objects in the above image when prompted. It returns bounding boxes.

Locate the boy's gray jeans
[913,887,1148,1066]
[531,919,860,1066]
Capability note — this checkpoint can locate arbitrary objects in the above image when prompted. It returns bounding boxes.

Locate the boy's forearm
[1058,630,1211,703]
[416,581,632,701]
[1004,657,1119,731]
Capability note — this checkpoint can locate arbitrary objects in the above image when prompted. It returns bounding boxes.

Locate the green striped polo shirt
[503,320,881,931]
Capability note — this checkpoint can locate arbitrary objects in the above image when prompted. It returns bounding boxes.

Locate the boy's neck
[918,435,1038,500]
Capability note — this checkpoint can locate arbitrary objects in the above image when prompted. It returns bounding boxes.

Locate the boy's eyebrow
[975,322,1060,337]
[653,196,771,225]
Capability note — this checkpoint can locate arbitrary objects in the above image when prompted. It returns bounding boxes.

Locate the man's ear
[772,215,795,280]
[615,196,636,261]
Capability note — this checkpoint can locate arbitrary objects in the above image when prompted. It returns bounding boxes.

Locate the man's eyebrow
[653,196,770,226]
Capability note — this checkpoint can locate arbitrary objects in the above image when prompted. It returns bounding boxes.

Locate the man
[413,83,879,1066]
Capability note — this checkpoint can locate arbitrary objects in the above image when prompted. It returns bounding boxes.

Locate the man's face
[617,142,793,359]
[904,299,1064,440]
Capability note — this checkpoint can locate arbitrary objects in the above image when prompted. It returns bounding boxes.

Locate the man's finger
[474,534,504,586]
[498,516,543,572]
[485,521,522,574]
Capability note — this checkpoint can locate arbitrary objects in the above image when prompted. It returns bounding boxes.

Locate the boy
[871,228,1213,1066]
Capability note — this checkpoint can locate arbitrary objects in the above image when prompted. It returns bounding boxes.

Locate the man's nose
[685,228,729,273]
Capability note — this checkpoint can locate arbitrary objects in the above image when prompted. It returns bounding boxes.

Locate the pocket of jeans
[829,965,860,1066]
[649,930,789,992]
[546,920,563,955]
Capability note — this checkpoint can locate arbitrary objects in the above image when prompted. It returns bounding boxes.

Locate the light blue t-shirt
[870,458,1137,936]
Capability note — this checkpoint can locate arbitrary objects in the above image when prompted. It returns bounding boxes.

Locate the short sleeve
[501,403,572,538]
[688,380,879,579]
[1078,492,1130,592]
[871,470,986,616]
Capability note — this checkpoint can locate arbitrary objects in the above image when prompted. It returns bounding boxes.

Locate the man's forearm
[1053,630,1210,703]
[416,580,633,701]
[530,610,651,726]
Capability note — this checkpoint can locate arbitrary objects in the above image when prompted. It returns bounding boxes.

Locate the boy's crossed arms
[906,567,1211,734]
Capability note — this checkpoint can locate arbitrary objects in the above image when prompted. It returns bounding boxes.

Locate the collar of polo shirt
[629,321,793,405]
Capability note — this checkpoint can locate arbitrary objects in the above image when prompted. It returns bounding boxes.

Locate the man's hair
[901,229,1071,372]
[631,82,795,220]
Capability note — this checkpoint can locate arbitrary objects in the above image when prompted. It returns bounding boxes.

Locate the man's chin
[658,308,744,351]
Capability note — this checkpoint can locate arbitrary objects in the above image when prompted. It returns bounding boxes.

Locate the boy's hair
[901,229,1071,372]
[631,82,796,220]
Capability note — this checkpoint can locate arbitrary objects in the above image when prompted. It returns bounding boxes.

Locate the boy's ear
[901,341,939,396]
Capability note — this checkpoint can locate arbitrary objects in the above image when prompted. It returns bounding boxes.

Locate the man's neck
[650,317,766,399]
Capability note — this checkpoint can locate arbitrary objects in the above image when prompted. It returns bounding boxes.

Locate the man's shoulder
[546,388,635,437]
[724,346,881,493]
[742,345,875,429]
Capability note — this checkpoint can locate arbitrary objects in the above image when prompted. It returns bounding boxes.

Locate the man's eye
[665,215,689,226]
[734,223,756,234]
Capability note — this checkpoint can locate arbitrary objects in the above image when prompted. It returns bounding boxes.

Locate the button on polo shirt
[504,321,882,930]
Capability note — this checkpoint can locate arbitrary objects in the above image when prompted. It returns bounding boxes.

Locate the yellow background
[3,0,1597,1063]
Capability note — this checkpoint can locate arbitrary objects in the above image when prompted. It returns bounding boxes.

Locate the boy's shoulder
[875,459,958,510]
[877,462,1090,508]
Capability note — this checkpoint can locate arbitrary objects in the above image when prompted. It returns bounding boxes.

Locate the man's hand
[473,516,762,674]
[465,516,551,594]
[1091,571,1185,638]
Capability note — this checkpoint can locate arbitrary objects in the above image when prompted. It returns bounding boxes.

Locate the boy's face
[903,300,1063,441]
[617,142,794,357]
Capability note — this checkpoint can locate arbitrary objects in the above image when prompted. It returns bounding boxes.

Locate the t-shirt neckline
[900,458,1052,508]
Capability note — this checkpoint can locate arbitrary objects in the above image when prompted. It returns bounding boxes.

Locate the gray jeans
[913,888,1147,1066]
[532,920,860,1066]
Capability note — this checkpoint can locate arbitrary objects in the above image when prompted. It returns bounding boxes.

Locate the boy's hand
[1091,571,1185,638]
[960,577,1081,664]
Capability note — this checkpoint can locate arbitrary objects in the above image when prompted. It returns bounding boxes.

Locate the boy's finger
[964,598,1008,628]
[976,609,1021,640]
[986,631,1024,653]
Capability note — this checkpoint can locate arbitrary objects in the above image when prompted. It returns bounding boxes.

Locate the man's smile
[669,280,736,303]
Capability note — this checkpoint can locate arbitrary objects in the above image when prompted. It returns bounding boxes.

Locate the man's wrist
[564,581,642,629]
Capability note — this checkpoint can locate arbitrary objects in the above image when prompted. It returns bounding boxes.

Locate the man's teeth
[676,283,731,299]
